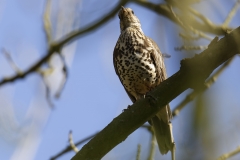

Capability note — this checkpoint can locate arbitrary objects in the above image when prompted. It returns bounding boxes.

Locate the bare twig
[139,124,156,160]
[38,67,55,107]
[50,132,97,160]
[44,0,52,43]
[168,0,215,29]
[168,5,212,40]
[172,57,234,117]
[222,0,240,29]
[55,53,68,98]
[179,33,201,41]
[69,131,79,153]
[147,131,155,160]
[1,49,22,74]
[217,146,240,160]
[56,0,128,47]
[44,78,54,107]
[187,7,214,28]
[175,45,207,51]
[136,144,141,160]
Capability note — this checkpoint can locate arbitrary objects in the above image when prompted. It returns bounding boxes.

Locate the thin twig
[69,131,79,153]
[1,49,22,74]
[38,67,55,107]
[172,57,235,117]
[179,33,201,41]
[55,53,68,98]
[168,0,214,29]
[168,5,212,41]
[50,132,97,160]
[187,7,214,28]
[44,78,54,107]
[217,146,240,160]
[222,0,240,29]
[56,0,128,47]
[136,144,141,160]
[44,0,52,43]
[175,45,207,51]
[147,130,155,160]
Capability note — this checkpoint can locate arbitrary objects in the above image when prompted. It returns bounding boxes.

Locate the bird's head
[118,6,141,32]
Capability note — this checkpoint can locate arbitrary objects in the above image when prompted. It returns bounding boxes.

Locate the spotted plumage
[113,7,175,159]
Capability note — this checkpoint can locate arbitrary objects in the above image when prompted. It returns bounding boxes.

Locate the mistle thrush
[113,6,175,159]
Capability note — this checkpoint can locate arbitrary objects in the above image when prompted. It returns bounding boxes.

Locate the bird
[113,6,175,160]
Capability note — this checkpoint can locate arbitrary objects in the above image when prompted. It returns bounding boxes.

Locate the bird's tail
[151,106,175,160]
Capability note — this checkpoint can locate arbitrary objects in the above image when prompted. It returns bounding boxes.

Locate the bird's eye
[132,10,134,14]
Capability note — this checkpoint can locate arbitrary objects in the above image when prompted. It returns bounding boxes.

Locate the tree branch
[136,144,141,160]
[43,0,52,43]
[131,0,232,35]
[71,27,240,160]
[217,146,240,160]
[147,131,155,160]
[222,0,240,29]
[172,57,234,117]
[68,131,79,153]
[0,0,128,86]
[1,49,22,74]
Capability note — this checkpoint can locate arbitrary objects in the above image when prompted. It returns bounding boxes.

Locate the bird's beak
[121,6,125,11]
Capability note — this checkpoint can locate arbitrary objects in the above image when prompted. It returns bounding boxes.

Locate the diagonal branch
[217,146,240,160]
[172,57,234,117]
[222,0,240,29]
[0,0,128,87]
[147,131,156,160]
[43,0,52,43]
[131,0,232,35]
[71,27,240,160]
[136,144,141,160]
[68,131,79,153]
[168,4,212,40]
[1,49,22,74]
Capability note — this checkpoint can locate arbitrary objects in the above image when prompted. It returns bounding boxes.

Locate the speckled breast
[114,28,158,99]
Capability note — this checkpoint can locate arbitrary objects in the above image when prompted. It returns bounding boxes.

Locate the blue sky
[0,0,240,160]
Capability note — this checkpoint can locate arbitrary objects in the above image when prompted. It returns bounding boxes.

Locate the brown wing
[147,37,172,122]
[147,37,167,83]
[113,48,136,103]
[147,37,174,154]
